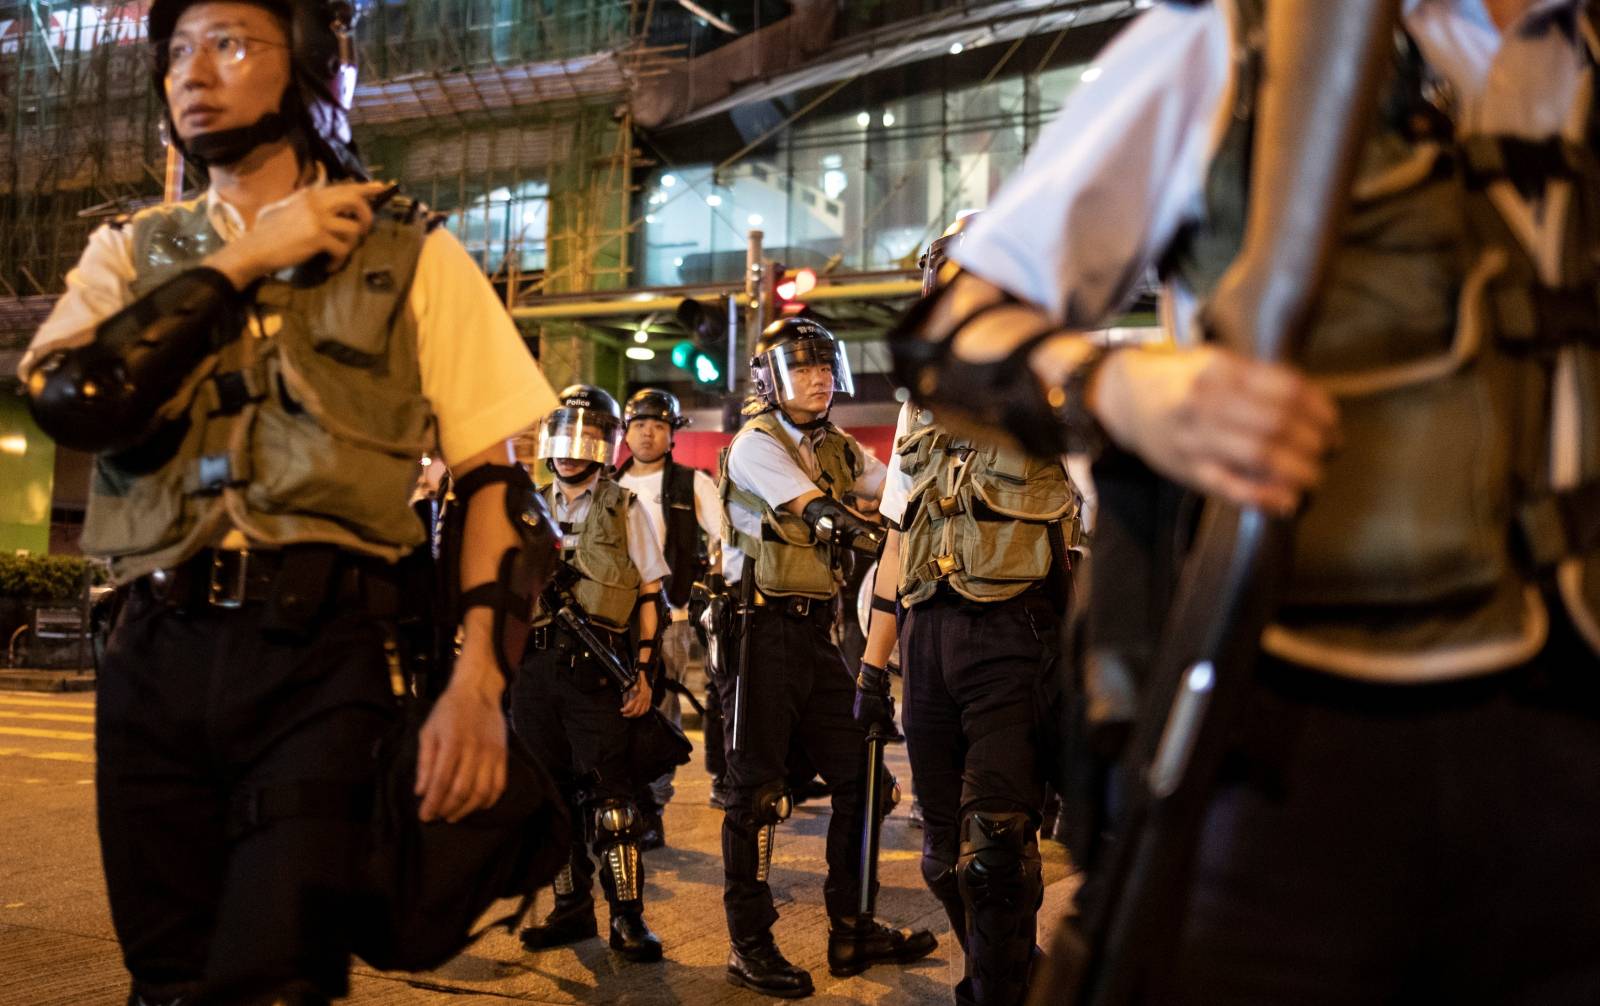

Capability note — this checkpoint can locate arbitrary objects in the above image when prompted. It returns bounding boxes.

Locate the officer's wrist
[856,661,890,695]
[202,245,266,292]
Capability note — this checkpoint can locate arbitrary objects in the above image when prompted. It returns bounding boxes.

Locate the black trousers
[1163,626,1600,1005]
[511,633,643,908]
[718,599,869,943]
[902,589,1054,1003]
[96,581,397,1004]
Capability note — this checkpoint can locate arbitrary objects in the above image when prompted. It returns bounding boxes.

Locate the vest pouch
[244,401,426,554]
[755,511,837,598]
[80,371,220,561]
[1285,366,1514,608]
[959,451,1073,594]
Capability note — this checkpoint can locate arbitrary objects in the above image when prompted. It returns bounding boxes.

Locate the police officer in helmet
[615,388,724,843]
[862,215,1083,1006]
[718,316,937,997]
[512,385,671,964]
[18,0,563,999]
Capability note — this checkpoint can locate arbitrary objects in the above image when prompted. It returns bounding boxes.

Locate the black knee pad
[590,798,644,850]
[957,809,1042,911]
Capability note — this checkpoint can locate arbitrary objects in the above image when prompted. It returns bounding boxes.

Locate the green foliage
[0,553,104,601]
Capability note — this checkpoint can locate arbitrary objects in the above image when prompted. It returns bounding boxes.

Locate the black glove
[853,660,896,731]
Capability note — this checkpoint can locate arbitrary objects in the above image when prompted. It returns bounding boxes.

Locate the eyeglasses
[164,30,287,75]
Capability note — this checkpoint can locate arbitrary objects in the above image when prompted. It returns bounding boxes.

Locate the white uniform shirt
[20,180,557,465]
[616,461,723,614]
[879,403,916,529]
[954,0,1592,336]
[723,410,888,582]
[549,475,671,586]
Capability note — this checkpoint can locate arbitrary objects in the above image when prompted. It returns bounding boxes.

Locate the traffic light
[771,265,817,316]
[672,298,724,386]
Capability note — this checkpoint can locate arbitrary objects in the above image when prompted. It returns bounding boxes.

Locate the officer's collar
[206,162,329,243]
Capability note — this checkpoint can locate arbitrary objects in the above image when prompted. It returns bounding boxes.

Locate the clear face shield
[760,336,854,406]
[533,407,622,466]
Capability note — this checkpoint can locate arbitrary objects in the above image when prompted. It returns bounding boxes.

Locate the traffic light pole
[745,229,765,394]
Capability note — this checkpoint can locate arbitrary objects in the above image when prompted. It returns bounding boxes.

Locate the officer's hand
[204,180,392,289]
[620,674,653,718]
[1091,344,1339,516]
[853,661,896,731]
[415,653,508,823]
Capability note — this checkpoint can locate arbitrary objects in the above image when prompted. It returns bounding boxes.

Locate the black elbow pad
[801,496,886,560]
[27,267,239,453]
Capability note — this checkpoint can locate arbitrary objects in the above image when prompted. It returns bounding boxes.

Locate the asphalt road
[0,687,1078,1005]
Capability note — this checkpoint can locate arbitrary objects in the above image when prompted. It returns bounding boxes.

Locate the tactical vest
[535,476,641,631]
[617,455,706,609]
[719,409,864,600]
[1163,5,1600,678]
[79,196,436,583]
[896,407,1080,606]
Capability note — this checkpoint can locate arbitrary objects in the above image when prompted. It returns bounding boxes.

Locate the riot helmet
[149,0,366,179]
[534,385,624,467]
[750,316,854,418]
[919,212,980,297]
[624,388,689,430]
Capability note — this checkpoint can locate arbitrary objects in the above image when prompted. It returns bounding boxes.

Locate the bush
[0,553,105,601]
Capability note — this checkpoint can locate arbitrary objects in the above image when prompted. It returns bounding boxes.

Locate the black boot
[520,893,598,950]
[726,937,814,999]
[639,802,666,852]
[609,904,664,962]
[826,915,938,977]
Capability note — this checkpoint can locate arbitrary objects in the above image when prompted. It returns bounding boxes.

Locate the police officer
[718,316,937,998]
[513,385,671,963]
[17,0,559,1000]
[861,217,1083,1006]
[615,388,724,840]
[893,1,1600,1001]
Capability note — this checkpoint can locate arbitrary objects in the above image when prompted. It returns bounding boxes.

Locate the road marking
[0,695,95,710]
[0,747,94,764]
[0,725,93,741]
[0,710,94,724]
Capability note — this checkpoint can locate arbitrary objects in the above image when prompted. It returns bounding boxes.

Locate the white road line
[0,694,96,710]
[0,710,94,724]
[0,725,94,742]
[0,747,95,764]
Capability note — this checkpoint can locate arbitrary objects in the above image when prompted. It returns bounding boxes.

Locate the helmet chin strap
[780,405,830,431]
[185,111,291,168]
[553,460,602,484]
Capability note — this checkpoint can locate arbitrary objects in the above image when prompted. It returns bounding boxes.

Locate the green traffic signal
[671,341,695,368]
[694,353,721,384]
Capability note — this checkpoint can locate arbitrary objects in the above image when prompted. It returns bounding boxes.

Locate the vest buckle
[930,495,964,519]
[208,548,252,609]
[920,554,962,582]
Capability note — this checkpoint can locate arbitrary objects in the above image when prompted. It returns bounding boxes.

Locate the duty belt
[751,586,831,619]
[139,545,405,626]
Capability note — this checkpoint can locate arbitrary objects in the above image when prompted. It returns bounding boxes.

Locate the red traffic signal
[773,267,817,313]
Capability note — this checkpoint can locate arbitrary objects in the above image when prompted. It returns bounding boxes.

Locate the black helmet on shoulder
[149,0,366,179]
[624,388,689,430]
[750,316,854,409]
[535,385,623,465]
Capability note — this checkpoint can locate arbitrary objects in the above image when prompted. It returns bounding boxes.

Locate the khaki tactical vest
[536,476,641,631]
[720,409,865,600]
[896,407,1080,606]
[1165,6,1600,678]
[80,196,436,583]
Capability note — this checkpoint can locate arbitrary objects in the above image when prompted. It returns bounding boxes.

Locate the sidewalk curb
[0,669,95,693]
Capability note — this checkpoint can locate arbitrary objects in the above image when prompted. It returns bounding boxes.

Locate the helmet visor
[534,408,622,465]
[762,336,854,403]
